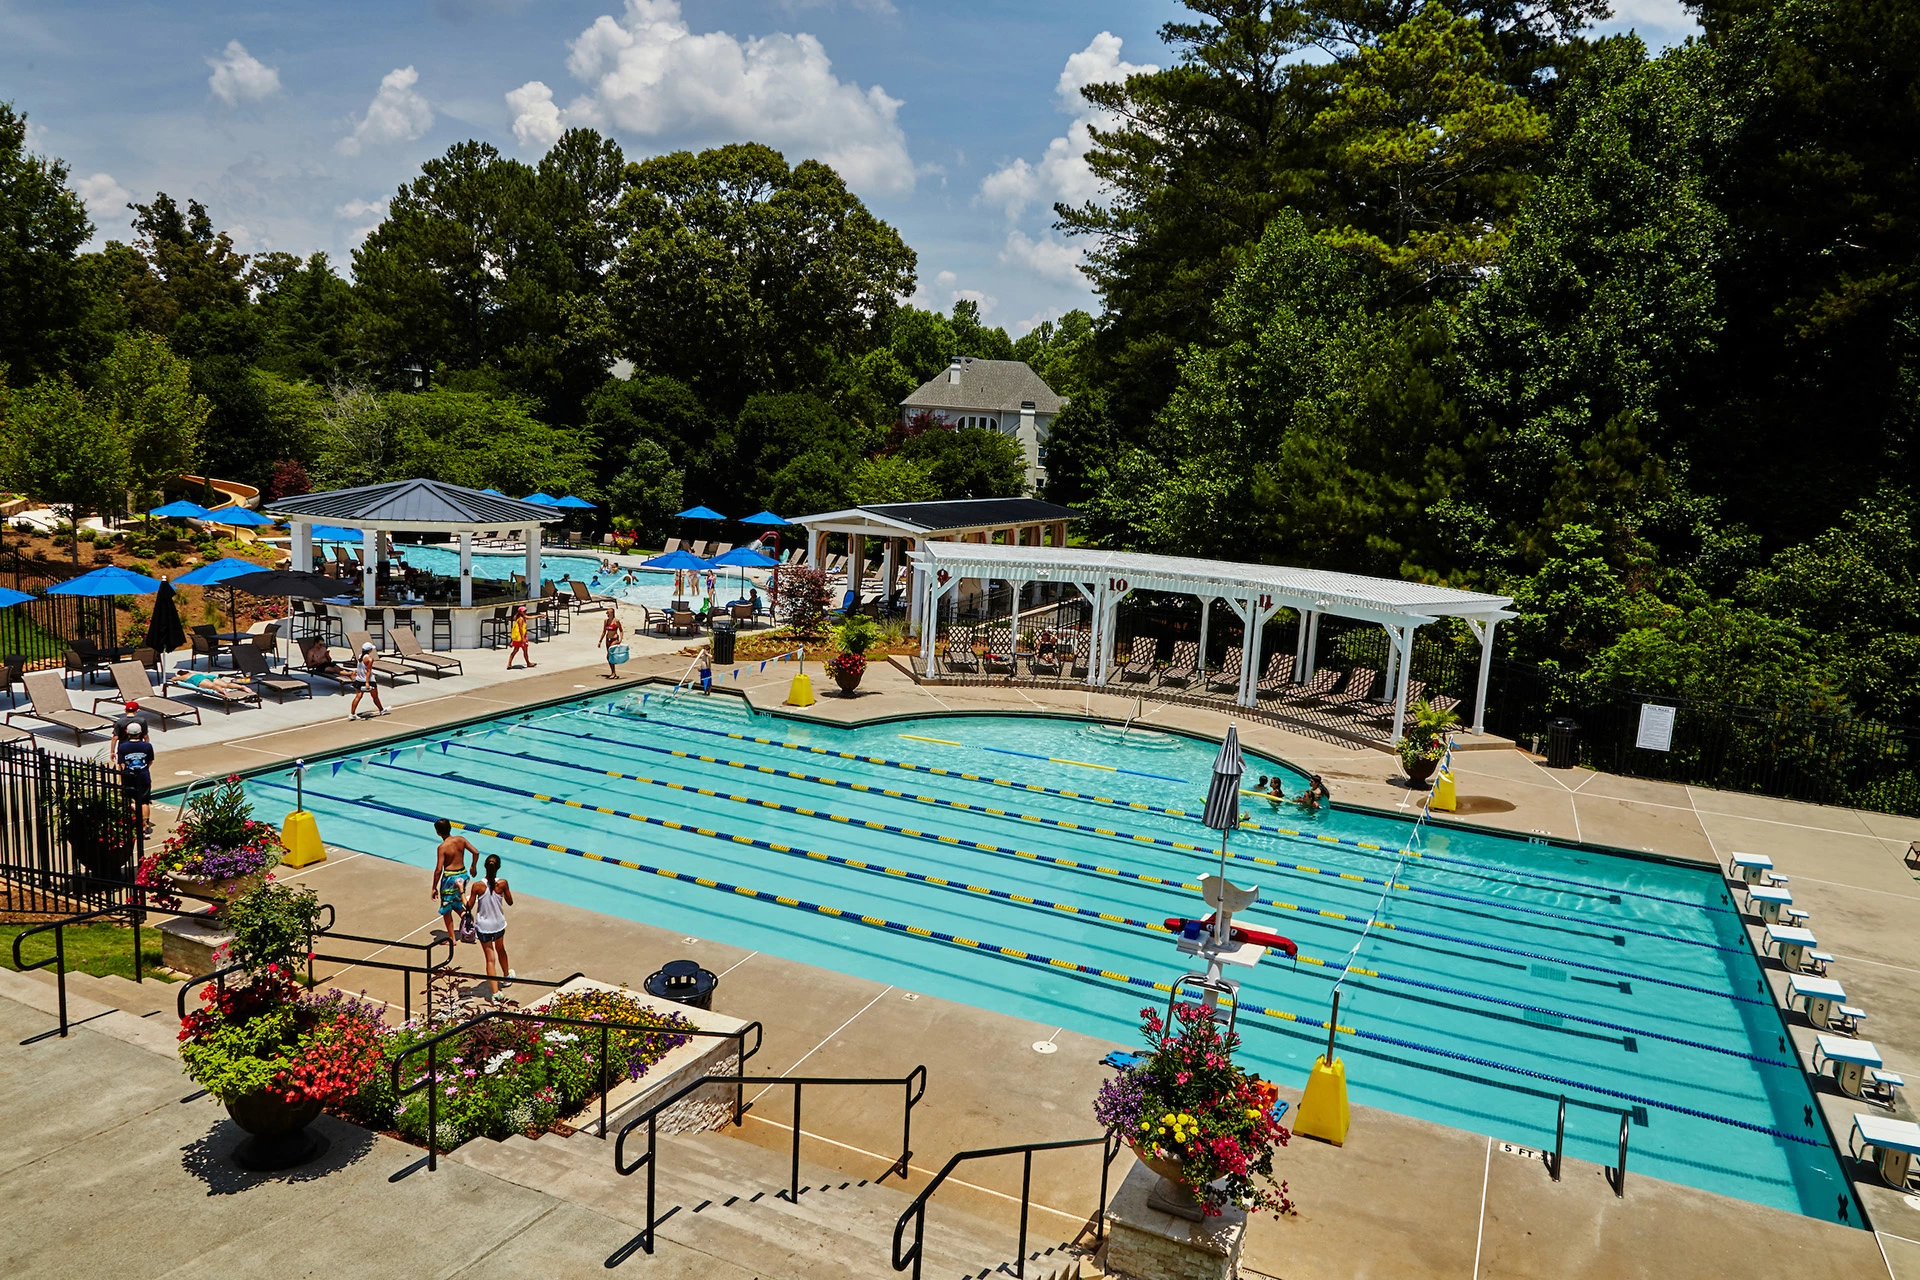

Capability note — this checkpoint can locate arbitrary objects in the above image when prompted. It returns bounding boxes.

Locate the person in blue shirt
[115,719,156,833]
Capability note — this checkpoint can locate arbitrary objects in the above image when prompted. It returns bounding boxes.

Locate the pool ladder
[1546,1094,1628,1197]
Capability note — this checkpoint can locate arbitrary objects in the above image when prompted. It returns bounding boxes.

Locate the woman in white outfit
[465,854,515,1000]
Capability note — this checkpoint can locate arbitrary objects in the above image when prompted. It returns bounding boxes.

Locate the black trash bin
[644,958,717,1010]
[710,618,736,665]
[1546,717,1581,769]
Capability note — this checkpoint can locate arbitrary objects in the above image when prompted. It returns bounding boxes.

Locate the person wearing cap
[348,640,387,720]
[115,718,156,832]
[506,604,535,670]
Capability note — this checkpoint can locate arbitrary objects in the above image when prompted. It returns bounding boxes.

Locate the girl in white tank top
[465,855,515,1001]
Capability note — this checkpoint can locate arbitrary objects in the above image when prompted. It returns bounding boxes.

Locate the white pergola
[909,542,1516,742]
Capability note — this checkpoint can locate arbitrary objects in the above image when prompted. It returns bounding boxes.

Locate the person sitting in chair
[302,634,346,679]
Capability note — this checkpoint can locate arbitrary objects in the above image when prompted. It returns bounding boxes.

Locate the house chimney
[948,356,963,385]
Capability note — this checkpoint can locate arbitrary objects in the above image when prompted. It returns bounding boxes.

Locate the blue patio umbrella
[211,506,276,528]
[481,488,507,497]
[642,550,712,571]
[308,525,363,542]
[0,586,32,608]
[46,565,163,596]
[738,510,789,526]
[552,495,596,509]
[175,556,272,628]
[710,544,778,601]
[672,505,726,521]
[148,500,213,520]
[522,492,559,505]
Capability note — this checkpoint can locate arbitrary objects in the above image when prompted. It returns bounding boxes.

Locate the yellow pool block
[785,671,816,707]
[280,809,327,868]
[1430,770,1457,812]
[1294,1054,1350,1146]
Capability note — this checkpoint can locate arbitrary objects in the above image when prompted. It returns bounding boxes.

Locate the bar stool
[431,608,453,652]
[365,609,387,650]
[391,608,414,643]
[480,606,510,649]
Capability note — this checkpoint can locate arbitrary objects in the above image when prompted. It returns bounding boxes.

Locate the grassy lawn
[0,922,173,983]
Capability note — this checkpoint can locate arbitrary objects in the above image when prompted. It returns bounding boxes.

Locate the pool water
[240,694,1859,1224]
[316,542,745,611]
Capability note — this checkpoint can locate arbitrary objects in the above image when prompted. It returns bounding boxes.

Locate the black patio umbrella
[143,580,187,655]
[1201,725,1246,943]
[224,569,353,599]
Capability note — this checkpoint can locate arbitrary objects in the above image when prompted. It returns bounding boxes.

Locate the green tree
[0,375,130,561]
[1013,310,1096,399]
[312,382,391,490]
[850,453,938,505]
[1313,4,1548,289]
[888,307,957,384]
[0,104,96,385]
[897,426,1028,500]
[96,333,209,510]
[249,251,357,381]
[384,388,596,497]
[733,392,875,509]
[766,449,856,517]
[607,143,915,415]
[117,194,253,352]
[947,299,1015,361]
[605,439,684,546]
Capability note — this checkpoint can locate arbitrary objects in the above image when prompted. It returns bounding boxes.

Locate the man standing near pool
[430,818,480,951]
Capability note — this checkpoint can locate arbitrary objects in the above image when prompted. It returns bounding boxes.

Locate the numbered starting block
[1815,1035,1882,1098]
[1850,1114,1920,1191]
[1763,924,1819,972]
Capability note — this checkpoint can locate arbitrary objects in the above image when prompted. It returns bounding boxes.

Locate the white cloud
[934,269,956,286]
[522,0,913,194]
[338,66,434,156]
[206,40,282,107]
[335,197,387,220]
[1000,229,1085,285]
[979,32,1154,220]
[505,80,564,150]
[74,172,131,221]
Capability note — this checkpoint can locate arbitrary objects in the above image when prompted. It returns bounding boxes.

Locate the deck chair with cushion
[96,661,202,728]
[1064,632,1089,680]
[569,580,616,611]
[983,626,1016,675]
[1159,641,1200,689]
[1205,649,1243,695]
[1319,667,1378,710]
[1029,634,1063,678]
[233,643,312,702]
[1287,669,1341,702]
[944,627,980,674]
[1253,653,1296,700]
[166,669,262,714]
[344,632,421,686]
[1115,637,1160,683]
[8,671,116,744]
[391,627,463,677]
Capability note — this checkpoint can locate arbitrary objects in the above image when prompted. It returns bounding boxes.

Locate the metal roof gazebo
[908,542,1515,741]
[264,479,563,610]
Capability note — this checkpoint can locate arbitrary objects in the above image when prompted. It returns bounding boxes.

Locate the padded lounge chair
[983,626,1016,676]
[944,627,980,674]
[1205,649,1242,695]
[8,671,116,744]
[1159,641,1200,689]
[234,643,312,702]
[1253,653,1295,699]
[345,632,421,685]
[1116,637,1159,683]
[1289,669,1341,702]
[166,670,262,714]
[97,661,202,729]
[1030,635,1063,678]
[391,627,464,677]
[1319,667,1379,710]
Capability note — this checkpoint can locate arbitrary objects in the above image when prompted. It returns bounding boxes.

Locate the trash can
[710,618,736,665]
[644,959,717,1010]
[1546,717,1581,770]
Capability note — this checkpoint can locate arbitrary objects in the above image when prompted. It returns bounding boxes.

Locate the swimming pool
[315,542,717,611]
[239,693,1859,1224]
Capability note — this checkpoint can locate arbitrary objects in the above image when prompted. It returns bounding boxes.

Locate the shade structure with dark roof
[265,479,562,531]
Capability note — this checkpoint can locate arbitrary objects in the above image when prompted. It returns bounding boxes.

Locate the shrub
[177,967,388,1107]
[779,565,832,638]
[220,882,325,973]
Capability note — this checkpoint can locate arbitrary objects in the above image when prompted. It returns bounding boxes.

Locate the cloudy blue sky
[3,0,1697,336]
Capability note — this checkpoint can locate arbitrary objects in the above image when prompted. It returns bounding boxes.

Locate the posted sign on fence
[1636,703,1677,752]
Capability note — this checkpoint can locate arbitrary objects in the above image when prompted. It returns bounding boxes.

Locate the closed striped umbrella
[1202,725,1244,831]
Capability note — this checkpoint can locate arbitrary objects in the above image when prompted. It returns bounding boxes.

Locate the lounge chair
[1205,649,1242,695]
[7,671,116,744]
[1030,635,1063,678]
[944,627,980,674]
[983,626,1016,675]
[690,541,712,558]
[165,670,262,714]
[708,543,732,558]
[1253,653,1295,699]
[1160,641,1200,689]
[391,627,463,678]
[296,645,353,690]
[1115,637,1159,683]
[345,632,421,685]
[1427,694,1461,719]
[234,643,312,702]
[1319,668,1379,711]
[0,722,32,749]
[96,661,202,729]
[570,580,616,611]
[1063,632,1089,680]
[1289,669,1341,702]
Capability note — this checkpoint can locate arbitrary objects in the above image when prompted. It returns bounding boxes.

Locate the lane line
[1472,1134,1492,1279]
[756,984,896,1101]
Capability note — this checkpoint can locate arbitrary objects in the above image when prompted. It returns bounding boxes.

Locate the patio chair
[1,654,23,708]
[7,671,116,745]
[1288,669,1341,702]
[188,631,226,671]
[96,661,201,729]
[729,602,755,628]
[391,627,463,678]
[1160,641,1200,689]
[234,643,312,703]
[570,580,616,611]
[1319,668,1378,710]
[64,646,110,686]
[345,632,420,685]
[944,627,980,674]
[431,608,453,651]
[984,626,1016,675]
[1115,637,1160,683]
[669,608,700,637]
[1030,635,1063,678]
[165,669,262,715]
[480,607,511,649]
[1253,653,1295,700]
[1205,649,1243,695]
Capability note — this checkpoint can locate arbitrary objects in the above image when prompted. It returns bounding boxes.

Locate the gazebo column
[1303,611,1322,680]
[881,537,897,608]
[458,532,473,608]
[1294,610,1311,683]
[1233,598,1282,707]
[1196,597,1212,680]
[362,527,379,609]
[1389,625,1419,744]
[1381,623,1401,703]
[1467,617,1500,734]
[849,533,866,605]
[293,522,312,573]
[524,525,542,600]
[920,571,960,671]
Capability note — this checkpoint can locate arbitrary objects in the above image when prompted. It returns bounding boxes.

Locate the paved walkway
[124,652,1920,1278]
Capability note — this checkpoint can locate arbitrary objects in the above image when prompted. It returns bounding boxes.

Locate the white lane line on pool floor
[753,984,895,1103]
[1472,1133,1492,1279]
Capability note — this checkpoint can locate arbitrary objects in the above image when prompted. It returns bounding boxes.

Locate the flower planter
[832,669,863,695]
[1137,1149,1208,1222]
[1403,755,1440,790]
[173,870,268,913]
[225,1089,327,1171]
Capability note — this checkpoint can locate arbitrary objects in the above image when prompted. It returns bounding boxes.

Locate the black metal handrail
[612,1063,928,1258]
[891,1129,1121,1280]
[393,1008,763,1173]
[11,898,226,1038]
[175,914,444,1021]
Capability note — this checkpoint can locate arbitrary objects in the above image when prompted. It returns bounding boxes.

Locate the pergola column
[293,522,312,573]
[1467,616,1501,734]
[849,532,866,606]
[458,532,473,608]
[1197,597,1212,679]
[920,569,960,671]
[1381,623,1401,702]
[1303,612,1322,680]
[524,525,542,600]
[1294,610,1312,683]
[1390,625,1418,744]
[362,527,380,608]
[881,537,897,608]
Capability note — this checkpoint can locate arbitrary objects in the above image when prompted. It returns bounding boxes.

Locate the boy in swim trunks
[430,818,480,951]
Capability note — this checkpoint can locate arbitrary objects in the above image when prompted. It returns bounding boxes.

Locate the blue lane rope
[976,744,1188,784]
[256,777,1820,1148]
[602,709,1726,912]
[522,717,1743,953]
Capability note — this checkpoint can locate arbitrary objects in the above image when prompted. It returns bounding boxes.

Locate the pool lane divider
[976,744,1188,784]
[257,776,1820,1146]
[409,730,1764,1007]
[591,710,1729,914]
[355,752,1787,1056]
[516,719,1742,953]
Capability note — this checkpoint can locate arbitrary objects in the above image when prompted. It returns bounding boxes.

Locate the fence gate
[0,743,141,914]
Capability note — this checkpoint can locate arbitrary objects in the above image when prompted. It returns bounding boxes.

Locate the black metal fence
[2,551,122,668]
[0,743,142,914]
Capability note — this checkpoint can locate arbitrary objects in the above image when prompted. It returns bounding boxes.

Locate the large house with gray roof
[899,357,1066,492]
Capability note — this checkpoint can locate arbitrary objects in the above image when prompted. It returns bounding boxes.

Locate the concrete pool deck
[114,649,1920,1277]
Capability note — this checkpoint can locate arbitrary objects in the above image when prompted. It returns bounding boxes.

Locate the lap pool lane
[240,690,1861,1226]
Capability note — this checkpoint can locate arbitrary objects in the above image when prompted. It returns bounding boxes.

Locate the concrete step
[0,968,180,1058]
[65,971,180,1022]
[453,1127,1083,1280]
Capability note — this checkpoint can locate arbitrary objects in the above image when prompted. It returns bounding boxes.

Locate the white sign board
[1635,703,1677,752]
